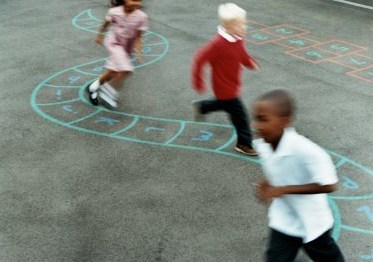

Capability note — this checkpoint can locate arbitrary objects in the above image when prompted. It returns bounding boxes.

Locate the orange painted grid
[273,35,321,50]
[242,21,373,83]
[346,65,373,83]
[329,53,373,70]
[313,40,367,56]
[262,24,310,38]
[246,19,270,32]
[285,47,340,64]
[245,30,286,44]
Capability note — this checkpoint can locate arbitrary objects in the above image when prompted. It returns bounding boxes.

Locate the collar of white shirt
[274,127,297,157]
[217,26,242,42]
[254,127,296,158]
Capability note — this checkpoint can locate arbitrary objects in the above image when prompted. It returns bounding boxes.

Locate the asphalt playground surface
[0,0,372,261]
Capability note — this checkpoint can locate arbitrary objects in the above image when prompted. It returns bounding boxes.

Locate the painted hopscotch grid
[246,24,309,45]
[245,19,373,83]
[30,11,373,262]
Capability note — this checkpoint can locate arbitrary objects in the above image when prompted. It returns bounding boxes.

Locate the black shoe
[85,83,99,106]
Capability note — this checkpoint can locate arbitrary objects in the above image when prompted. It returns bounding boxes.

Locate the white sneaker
[99,91,118,108]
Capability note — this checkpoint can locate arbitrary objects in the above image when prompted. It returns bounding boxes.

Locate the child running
[191,2,259,156]
[86,0,148,108]
[252,89,345,262]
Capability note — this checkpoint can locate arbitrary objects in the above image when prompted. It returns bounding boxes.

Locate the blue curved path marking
[31,9,373,253]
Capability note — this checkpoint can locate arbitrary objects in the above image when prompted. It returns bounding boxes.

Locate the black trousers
[199,98,253,147]
[266,229,345,262]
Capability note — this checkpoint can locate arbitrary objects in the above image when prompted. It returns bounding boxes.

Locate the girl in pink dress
[87,0,148,108]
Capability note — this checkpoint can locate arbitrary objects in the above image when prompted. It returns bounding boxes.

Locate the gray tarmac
[0,0,372,261]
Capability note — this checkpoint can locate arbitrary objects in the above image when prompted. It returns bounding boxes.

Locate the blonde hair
[218,3,246,22]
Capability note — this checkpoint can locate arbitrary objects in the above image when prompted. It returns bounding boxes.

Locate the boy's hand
[255,180,284,202]
[195,86,206,94]
[193,81,207,94]
[95,34,105,46]
[250,59,260,70]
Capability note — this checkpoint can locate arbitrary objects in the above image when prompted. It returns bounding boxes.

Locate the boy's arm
[192,41,215,94]
[256,181,337,201]
[240,42,259,70]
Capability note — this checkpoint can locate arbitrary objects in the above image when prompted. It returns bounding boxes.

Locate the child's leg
[108,71,131,90]
[198,99,223,114]
[224,98,253,147]
[266,229,302,262]
[302,230,345,262]
[192,99,223,121]
[99,70,118,85]
[98,71,130,108]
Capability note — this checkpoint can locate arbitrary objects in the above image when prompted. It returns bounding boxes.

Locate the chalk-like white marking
[332,0,373,10]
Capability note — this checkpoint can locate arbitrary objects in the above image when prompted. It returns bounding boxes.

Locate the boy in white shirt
[252,89,345,262]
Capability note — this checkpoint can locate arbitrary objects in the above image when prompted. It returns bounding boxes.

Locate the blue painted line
[184,120,232,128]
[43,84,81,88]
[145,127,165,132]
[111,116,139,135]
[37,98,81,106]
[165,121,186,144]
[341,225,373,235]
[143,42,169,47]
[332,194,373,200]
[67,109,103,125]
[328,197,342,240]
[335,158,347,169]
[361,254,373,260]
[141,54,167,57]
[215,130,237,151]
[328,150,372,176]
[74,68,99,76]
[74,17,96,21]
[87,9,101,21]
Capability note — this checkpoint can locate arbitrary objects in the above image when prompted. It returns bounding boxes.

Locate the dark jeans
[199,98,253,147]
[266,229,345,262]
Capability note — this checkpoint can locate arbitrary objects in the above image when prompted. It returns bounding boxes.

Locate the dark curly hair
[110,0,124,7]
[256,89,296,117]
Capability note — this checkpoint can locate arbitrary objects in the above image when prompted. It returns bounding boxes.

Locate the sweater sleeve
[240,41,259,69]
[192,39,216,93]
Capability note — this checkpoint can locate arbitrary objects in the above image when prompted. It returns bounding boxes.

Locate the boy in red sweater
[192,2,259,156]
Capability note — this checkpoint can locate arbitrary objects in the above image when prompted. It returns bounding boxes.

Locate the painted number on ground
[357,206,373,222]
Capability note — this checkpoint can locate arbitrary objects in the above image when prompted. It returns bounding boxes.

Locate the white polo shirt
[253,127,338,243]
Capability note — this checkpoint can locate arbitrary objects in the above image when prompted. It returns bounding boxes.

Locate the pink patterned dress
[104,7,148,72]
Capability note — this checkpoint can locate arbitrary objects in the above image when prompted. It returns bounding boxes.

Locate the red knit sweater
[192,34,258,100]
